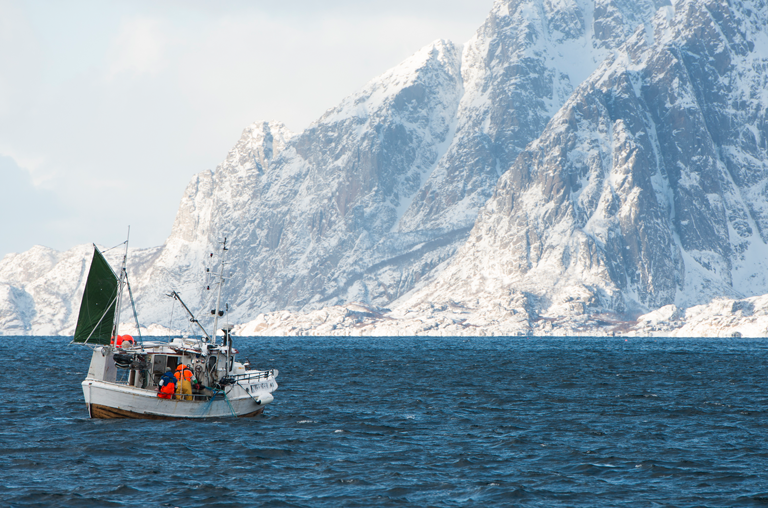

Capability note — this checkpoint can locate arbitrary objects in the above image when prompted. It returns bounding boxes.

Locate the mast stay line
[167,291,211,341]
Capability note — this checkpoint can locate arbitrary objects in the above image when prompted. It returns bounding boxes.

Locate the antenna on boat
[211,237,228,346]
[125,275,144,351]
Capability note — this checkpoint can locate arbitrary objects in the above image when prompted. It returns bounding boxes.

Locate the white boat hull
[82,377,277,419]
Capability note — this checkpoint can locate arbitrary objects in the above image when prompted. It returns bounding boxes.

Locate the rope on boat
[202,390,217,414]
[202,387,221,414]
[236,380,265,406]
[202,386,238,418]
[167,297,176,339]
[124,274,143,349]
[223,389,237,418]
[101,240,127,254]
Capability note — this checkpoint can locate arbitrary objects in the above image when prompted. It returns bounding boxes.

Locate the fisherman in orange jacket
[175,364,194,401]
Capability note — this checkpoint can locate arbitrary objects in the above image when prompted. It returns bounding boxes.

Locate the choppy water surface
[2,336,768,507]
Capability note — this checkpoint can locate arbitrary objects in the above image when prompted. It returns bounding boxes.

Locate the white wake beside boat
[73,236,278,419]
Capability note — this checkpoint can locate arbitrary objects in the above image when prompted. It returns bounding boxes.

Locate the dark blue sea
[2,336,768,507]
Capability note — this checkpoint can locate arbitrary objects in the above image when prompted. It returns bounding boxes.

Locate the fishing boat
[72,235,278,419]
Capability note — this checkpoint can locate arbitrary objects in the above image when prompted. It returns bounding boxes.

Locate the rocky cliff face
[398,0,670,234]
[134,41,465,325]
[398,0,768,333]
[3,0,768,336]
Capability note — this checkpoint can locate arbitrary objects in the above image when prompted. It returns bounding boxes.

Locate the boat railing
[228,369,276,382]
[109,380,219,401]
[158,393,215,402]
[111,375,273,400]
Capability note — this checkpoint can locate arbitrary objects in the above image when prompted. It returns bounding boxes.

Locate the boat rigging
[71,233,278,419]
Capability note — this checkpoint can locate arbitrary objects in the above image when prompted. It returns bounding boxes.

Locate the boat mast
[212,237,228,346]
[111,226,130,343]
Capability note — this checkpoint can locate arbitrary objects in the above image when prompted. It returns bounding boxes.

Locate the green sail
[73,246,119,344]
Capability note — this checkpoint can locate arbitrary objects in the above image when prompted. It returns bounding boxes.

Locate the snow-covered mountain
[131,0,672,325]
[3,0,768,336]
[391,0,768,335]
[0,245,160,335]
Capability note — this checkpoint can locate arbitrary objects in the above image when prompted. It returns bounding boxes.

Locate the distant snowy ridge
[233,295,768,338]
[0,244,160,335]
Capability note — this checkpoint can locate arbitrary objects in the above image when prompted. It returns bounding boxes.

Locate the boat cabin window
[152,355,165,375]
[152,355,180,377]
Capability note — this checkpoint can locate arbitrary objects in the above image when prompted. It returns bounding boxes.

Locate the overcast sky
[0,0,493,259]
